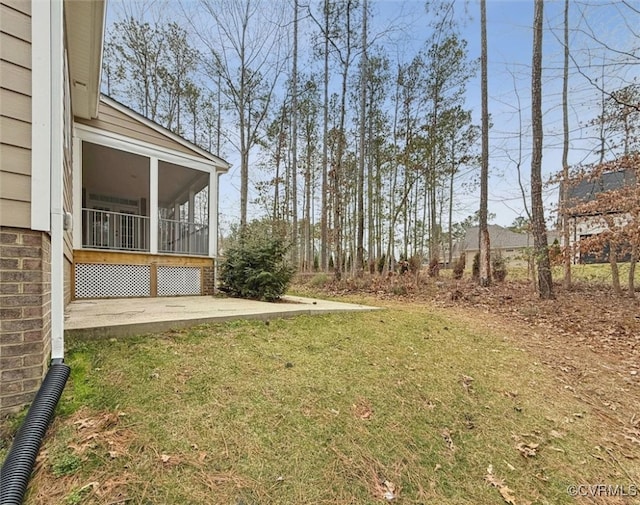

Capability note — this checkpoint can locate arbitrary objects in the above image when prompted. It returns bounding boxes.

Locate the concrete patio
[64,295,379,339]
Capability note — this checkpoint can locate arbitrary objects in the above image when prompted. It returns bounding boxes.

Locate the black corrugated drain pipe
[0,361,71,505]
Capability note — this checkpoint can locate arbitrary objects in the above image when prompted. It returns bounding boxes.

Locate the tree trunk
[561,0,572,289]
[320,0,329,271]
[304,125,313,272]
[332,0,355,281]
[240,130,249,231]
[629,244,638,298]
[429,170,437,263]
[530,0,554,299]
[355,0,367,277]
[273,118,283,222]
[291,0,299,270]
[629,243,637,298]
[448,136,455,267]
[367,105,374,272]
[609,240,622,296]
[216,74,222,156]
[479,0,491,286]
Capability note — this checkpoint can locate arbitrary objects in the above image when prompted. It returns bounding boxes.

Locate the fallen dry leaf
[360,410,372,420]
[352,398,373,420]
[461,374,474,393]
[485,465,517,505]
[442,429,455,451]
[381,479,396,501]
[516,442,539,458]
[498,485,517,505]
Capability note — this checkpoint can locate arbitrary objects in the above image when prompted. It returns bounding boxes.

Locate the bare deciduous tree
[479,0,491,286]
[530,0,554,299]
[561,0,572,289]
[191,0,288,231]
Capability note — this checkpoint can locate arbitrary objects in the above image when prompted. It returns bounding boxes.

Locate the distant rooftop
[567,169,636,209]
[463,225,531,250]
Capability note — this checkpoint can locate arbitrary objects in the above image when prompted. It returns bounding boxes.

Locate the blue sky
[455,0,638,226]
[105,0,639,231]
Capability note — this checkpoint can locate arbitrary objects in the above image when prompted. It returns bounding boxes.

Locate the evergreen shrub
[220,237,294,302]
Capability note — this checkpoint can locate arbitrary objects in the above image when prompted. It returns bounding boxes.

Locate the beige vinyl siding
[0,59,30,93]
[0,169,30,231]
[76,101,200,157]
[0,171,30,200]
[0,115,30,149]
[0,30,31,68]
[0,2,31,229]
[0,3,30,39]
[0,88,31,122]
[0,200,30,226]
[1,144,30,175]
[1,0,30,15]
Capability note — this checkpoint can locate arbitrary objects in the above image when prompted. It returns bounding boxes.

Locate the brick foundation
[0,227,52,416]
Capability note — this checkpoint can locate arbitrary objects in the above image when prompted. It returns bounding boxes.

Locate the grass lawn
[496,262,640,286]
[5,300,639,504]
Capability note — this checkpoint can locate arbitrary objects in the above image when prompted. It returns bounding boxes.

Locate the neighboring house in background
[0,0,229,415]
[456,225,536,268]
[563,169,636,263]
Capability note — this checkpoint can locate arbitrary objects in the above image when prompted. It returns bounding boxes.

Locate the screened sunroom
[71,96,228,299]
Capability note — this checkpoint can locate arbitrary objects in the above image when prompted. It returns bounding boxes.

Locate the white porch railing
[83,208,149,251]
[83,209,209,256]
[159,217,209,256]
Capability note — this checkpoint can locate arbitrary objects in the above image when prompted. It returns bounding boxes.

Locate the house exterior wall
[0,0,51,417]
[0,0,32,229]
[569,213,633,263]
[75,100,200,157]
[0,227,52,414]
[0,0,75,416]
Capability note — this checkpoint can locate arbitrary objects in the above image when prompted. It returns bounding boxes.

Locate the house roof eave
[100,95,231,171]
[65,0,106,119]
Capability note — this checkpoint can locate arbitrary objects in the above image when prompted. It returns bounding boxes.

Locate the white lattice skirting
[157,266,201,296]
[75,263,203,299]
[75,264,151,298]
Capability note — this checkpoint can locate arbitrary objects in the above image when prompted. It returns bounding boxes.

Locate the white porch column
[72,136,82,249]
[174,202,180,248]
[188,186,195,252]
[208,171,218,258]
[150,157,158,254]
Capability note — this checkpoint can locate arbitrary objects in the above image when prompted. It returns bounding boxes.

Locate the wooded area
[102,0,639,296]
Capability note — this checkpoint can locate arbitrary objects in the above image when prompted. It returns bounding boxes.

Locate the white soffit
[65,0,106,119]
